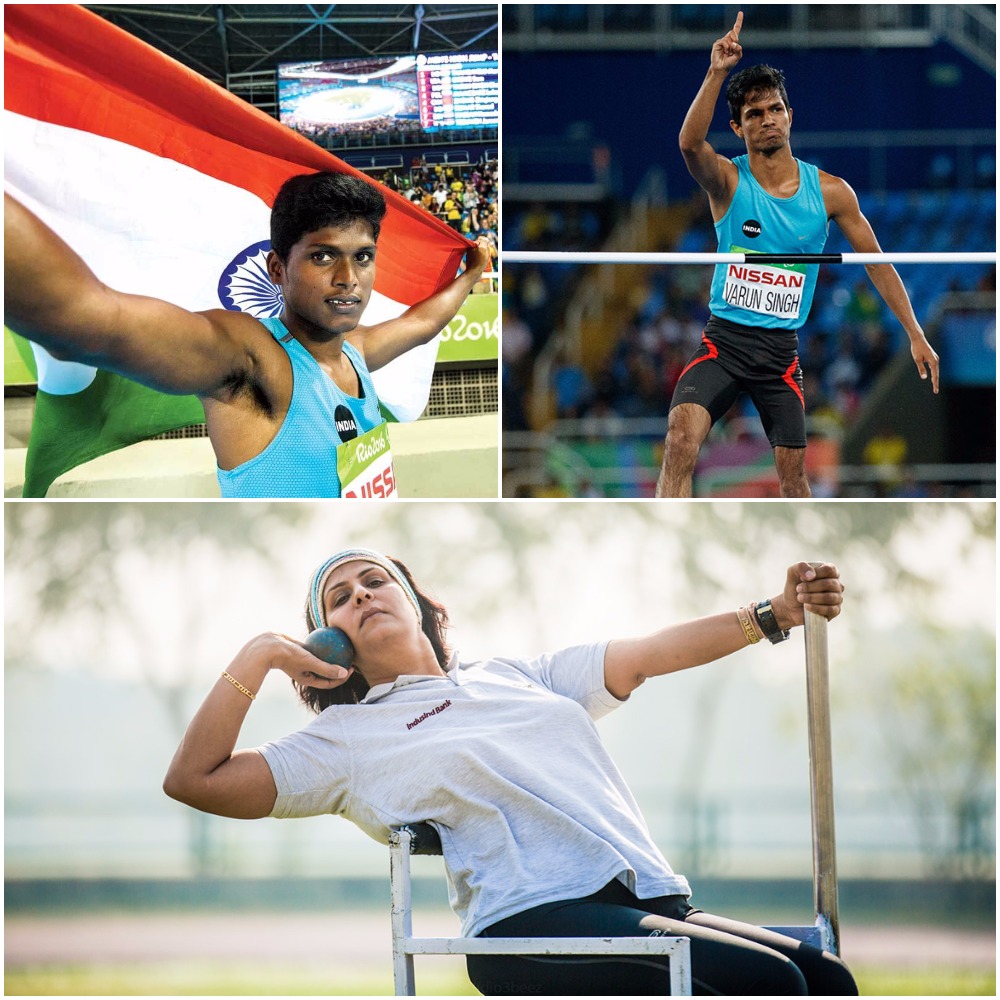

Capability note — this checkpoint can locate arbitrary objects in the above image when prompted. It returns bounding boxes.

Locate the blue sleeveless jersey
[709,155,829,330]
[217,317,385,498]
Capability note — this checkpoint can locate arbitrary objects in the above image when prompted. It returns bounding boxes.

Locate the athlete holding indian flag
[4,4,492,500]
[5,181,491,499]
[656,10,939,498]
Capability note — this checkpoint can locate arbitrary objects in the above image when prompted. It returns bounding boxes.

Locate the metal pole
[803,599,841,955]
[390,829,417,995]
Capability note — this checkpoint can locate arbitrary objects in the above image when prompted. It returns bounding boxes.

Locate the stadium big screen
[278,52,498,138]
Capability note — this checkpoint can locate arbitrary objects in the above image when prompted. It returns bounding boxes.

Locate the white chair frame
[389,824,692,996]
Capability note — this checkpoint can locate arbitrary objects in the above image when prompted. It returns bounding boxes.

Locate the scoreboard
[416,52,498,131]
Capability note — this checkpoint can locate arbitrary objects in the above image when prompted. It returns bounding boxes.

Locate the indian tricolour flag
[4,4,470,497]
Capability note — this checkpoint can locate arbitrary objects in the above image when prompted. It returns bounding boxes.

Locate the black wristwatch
[753,599,790,644]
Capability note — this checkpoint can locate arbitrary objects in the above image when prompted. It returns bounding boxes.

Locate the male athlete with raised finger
[656,10,939,498]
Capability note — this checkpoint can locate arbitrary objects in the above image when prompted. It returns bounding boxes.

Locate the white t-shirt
[259,641,691,937]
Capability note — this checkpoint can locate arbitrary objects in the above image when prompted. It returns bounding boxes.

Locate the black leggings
[466,879,858,996]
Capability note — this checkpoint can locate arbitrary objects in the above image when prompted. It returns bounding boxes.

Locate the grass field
[6,905,994,996]
[5,960,996,996]
[4,961,472,996]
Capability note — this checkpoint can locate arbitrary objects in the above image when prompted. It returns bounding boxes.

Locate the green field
[5,960,995,996]
[6,885,994,997]
[5,961,472,996]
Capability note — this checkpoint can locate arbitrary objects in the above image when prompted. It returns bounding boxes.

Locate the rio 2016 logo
[440,313,498,342]
[353,433,389,463]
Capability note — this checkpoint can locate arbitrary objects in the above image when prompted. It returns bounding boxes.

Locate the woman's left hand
[771,562,844,631]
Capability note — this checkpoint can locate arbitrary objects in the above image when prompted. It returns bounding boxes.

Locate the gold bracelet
[736,606,761,645]
[221,671,256,700]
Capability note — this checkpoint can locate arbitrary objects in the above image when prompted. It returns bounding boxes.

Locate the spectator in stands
[824,331,862,400]
[479,202,498,242]
[845,278,881,326]
[519,204,557,248]
[463,180,480,213]
[616,354,668,420]
[863,425,909,497]
[515,268,553,340]
[502,308,533,432]
[802,372,842,435]
[856,324,891,390]
[443,196,463,232]
[551,344,592,419]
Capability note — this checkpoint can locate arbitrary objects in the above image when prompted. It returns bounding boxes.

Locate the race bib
[337,422,397,500]
[722,249,808,321]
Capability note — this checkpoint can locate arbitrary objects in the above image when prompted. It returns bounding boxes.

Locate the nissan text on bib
[723,246,806,323]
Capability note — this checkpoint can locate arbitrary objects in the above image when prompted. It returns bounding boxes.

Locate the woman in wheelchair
[164,547,857,995]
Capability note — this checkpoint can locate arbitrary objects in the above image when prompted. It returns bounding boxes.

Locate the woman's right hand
[236,632,356,691]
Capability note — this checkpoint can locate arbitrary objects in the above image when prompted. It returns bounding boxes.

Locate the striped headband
[308,548,422,628]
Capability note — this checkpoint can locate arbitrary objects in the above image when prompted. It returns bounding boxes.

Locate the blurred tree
[10,500,992,654]
[856,625,995,880]
[5,501,312,692]
[5,501,314,876]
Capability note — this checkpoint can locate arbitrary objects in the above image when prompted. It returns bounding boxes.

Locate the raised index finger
[732,10,744,38]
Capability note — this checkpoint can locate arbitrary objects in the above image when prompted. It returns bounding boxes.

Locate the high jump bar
[501,251,998,266]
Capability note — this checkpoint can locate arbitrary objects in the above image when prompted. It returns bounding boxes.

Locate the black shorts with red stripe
[669,314,807,448]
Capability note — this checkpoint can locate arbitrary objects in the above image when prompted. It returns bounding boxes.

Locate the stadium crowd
[284,114,422,140]
[381,155,498,245]
[278,88,497,256]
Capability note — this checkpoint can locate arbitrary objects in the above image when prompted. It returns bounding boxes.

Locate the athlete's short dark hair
[726,64,790,123]
[295,556,451,711]
[270,172,387,261]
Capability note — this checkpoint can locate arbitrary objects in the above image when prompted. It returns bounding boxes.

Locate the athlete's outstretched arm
[351,236,494,372]
[822,177,940,393]
[604,562,843,699]
[679,11,743,207]
[4,193,258,398]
